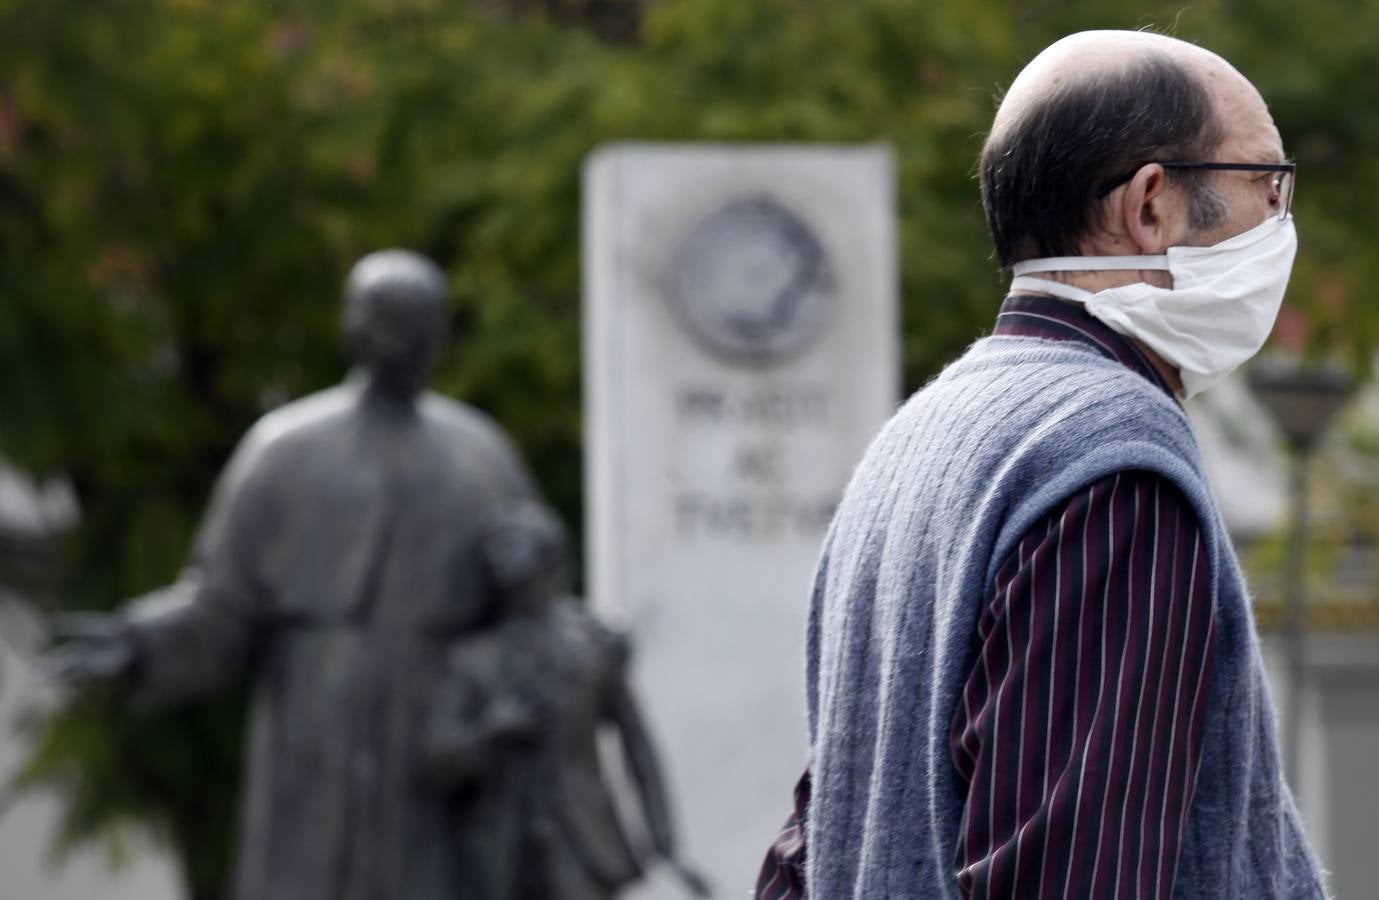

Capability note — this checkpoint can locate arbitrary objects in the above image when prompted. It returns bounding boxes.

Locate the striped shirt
[756,294,1217,899]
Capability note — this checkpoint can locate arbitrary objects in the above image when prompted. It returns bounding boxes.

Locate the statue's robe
[125,379,535,900]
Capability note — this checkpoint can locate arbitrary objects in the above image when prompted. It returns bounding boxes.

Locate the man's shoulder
[846,336,1205,544]
[909,336,1187,440]
[941,334,1164,397]
[879,337,1172,441]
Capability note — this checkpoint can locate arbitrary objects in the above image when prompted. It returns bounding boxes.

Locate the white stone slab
[583,143,897,896]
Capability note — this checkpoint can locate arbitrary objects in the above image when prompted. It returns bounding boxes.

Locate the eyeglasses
[1096,161,1296,221]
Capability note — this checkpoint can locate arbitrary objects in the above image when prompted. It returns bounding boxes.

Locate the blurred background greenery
[1,0,1374,896]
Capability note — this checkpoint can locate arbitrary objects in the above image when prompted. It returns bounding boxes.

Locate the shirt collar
[993,293,1176,400]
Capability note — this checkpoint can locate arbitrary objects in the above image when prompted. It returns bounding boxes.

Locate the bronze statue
[423,502,710,900]
[49,250,541,900]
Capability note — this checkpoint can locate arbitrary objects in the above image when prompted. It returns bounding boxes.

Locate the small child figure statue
[424,502,711,900]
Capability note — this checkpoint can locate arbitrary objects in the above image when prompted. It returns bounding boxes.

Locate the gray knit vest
[804,334,1327,898]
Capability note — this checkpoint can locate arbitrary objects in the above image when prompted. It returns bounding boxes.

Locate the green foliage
[14,689,242,898]
[2,0,1376,894]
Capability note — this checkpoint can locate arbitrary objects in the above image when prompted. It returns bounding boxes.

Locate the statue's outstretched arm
[46,573,257,708]
[50,435,270,708]
[120,429,281,707]
[117,573,257,708]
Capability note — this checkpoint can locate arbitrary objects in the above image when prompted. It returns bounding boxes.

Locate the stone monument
[582,143,898,894]
[48,250,542,900]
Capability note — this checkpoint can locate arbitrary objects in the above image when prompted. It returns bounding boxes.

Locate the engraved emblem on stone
[672,196,833,365]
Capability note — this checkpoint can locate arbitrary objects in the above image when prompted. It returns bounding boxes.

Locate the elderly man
[756,31,1327,899]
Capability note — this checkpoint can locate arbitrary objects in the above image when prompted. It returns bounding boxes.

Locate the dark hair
[979,52,1226,268]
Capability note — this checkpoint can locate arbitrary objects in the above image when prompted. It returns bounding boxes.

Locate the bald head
[992,32,1251,144]
[981,31,1279,266]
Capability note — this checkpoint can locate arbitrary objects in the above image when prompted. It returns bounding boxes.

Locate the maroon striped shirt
[756,295,1217,899]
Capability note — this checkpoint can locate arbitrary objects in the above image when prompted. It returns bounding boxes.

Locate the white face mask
[1009,215,1298,398]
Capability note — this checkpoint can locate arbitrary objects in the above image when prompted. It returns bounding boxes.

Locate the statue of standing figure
[48,250,703,900]
[424,502,710,900]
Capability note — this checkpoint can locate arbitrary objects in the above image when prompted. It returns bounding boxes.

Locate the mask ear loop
[1010,255,1171,275]
[1008,276,1096,302]
[1008,255,1172,302]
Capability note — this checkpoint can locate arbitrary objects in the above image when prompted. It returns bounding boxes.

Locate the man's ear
[1117,163,1178,253]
